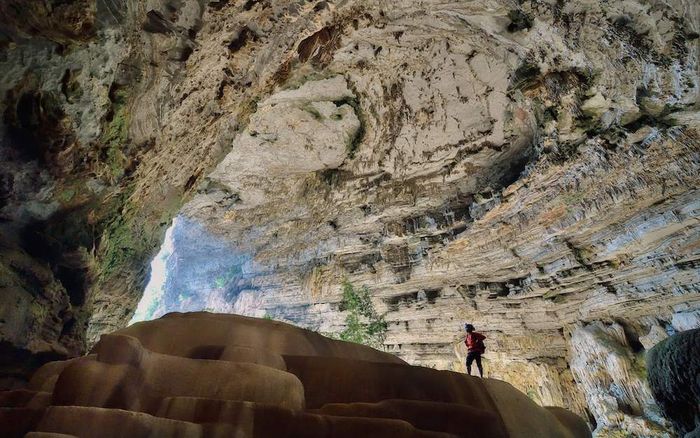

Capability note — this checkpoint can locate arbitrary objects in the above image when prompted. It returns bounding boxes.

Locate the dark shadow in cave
[20,205,93,306]
[3,88,66,165]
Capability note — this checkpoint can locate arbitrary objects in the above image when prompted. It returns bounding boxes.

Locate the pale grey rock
[1,0,699,434]
[671,310,700,332]
[570,323,672,437]
[639,324,669,351]
[144,2,700,434]
[581,92,610,119]
[200,76,360,208]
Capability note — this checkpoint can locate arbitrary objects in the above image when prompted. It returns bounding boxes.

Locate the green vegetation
[281,70,336,91]
[571,245,594,266]
[30,299,49,321]
[338,280,387,350]
[96,211,165,293]
[630,351,648,380]
[101,88,130,181]
[550,294,567,304]
[526,389,542,404]
[58,188,76,203]
[563,191,585,206]
[542,290,562,301]
[98,214,143,281]
[602,430,634,438]
[212,265,242,289]
[95,185,159,286]
[591,329,628,357]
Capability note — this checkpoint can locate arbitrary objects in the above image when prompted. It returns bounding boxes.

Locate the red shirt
[465,332,486,353]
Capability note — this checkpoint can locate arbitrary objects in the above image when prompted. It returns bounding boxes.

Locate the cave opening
[129,219,176,324]
[129,216,254,325]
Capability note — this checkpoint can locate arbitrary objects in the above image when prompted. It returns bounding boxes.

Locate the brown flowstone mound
[0,312,590,437]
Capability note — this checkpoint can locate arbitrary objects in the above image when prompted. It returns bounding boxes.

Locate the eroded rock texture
[647,328,700,437]
[0,312,590,438]
[0,0,699,436]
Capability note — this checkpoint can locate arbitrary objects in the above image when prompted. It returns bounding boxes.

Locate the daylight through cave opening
[1,0,699,436]
[130,216,253,324]
[129,218,176,324]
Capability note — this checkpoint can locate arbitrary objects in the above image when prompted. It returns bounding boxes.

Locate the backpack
[467,333,486,352]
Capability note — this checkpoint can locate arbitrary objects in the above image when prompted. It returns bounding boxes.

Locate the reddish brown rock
[0,312,590,437]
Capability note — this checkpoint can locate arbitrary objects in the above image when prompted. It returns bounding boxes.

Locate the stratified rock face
[569,323,671,436]
[126,0,698,435]
[0,0,699,436]
[0,312,590,438]
[647,328,700,437]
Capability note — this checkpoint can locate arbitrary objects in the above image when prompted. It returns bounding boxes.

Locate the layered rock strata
[0,312,590,438]
[133,0,699,434]
[0,0,699,437]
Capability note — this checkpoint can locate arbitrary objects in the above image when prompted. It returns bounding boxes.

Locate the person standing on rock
[464,323,486,377]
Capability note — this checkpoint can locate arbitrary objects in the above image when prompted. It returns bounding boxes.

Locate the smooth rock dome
[0,312,590,437]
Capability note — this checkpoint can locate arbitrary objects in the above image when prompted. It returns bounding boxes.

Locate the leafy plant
[214,276,227,288]
[58,188,76,203]
[338,280,387,349]
[212,265,242,289]
[526,389,541,403]
[98,215,140,280]
[95,186,160,286]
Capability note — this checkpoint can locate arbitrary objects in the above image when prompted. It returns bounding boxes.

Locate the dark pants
[466,351,483,377]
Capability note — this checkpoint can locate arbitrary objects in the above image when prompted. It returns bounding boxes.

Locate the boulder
[0,312,590,437]
[647,328,700,437]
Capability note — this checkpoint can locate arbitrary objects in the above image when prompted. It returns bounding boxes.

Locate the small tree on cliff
[338,280,387,350]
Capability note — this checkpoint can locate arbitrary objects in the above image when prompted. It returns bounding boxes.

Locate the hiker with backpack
[464,323,486,377]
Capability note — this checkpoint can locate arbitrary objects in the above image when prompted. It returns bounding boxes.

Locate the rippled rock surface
[0,312,590,437]
[1,0,699,436]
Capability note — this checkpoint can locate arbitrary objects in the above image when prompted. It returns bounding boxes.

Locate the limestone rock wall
[0,1,129,386]
[569,323,671,436]
[1,0,699,436]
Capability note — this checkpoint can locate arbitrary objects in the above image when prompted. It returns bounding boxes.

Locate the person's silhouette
[464,323,486,377]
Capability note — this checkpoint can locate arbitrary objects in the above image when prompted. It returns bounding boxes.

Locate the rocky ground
[1,0,699,436]
[0,312,591,438]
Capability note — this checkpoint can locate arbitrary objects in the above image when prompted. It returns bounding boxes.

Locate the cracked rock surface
[1,0,699,436]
